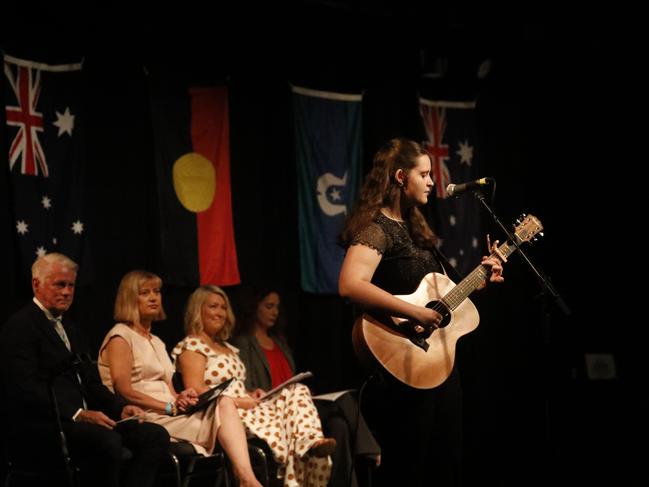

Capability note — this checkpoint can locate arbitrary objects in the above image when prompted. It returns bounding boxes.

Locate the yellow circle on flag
[172,153,216,212]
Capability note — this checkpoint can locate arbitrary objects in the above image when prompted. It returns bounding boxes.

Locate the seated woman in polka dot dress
[172,285,334,487]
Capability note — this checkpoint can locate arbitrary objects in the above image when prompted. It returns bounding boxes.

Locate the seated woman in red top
[230,286,380,487]
[230,288,296,391]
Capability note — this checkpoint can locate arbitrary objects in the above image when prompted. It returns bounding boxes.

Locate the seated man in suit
[0,253,170,487]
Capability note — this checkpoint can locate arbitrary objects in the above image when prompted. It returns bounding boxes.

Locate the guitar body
[352,272,480,389]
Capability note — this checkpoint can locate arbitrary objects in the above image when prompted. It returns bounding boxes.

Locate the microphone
[446,177,492,197]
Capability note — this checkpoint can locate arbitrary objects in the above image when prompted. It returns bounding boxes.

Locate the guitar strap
[431,245,464,283]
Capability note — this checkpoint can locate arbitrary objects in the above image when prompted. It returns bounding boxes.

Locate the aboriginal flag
[151,84,240,286]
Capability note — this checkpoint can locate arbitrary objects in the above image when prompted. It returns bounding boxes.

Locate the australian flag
[420,97,482,277]
[2,54,91,285]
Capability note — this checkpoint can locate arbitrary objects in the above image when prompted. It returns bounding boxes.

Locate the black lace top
[350,212,442,295]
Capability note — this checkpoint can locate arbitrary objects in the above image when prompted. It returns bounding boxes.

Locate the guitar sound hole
[426,300,450,329]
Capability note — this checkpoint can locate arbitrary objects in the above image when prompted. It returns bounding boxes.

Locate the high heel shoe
[308,437,336,457]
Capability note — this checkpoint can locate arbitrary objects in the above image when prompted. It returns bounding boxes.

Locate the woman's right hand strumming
[411,306,443,330]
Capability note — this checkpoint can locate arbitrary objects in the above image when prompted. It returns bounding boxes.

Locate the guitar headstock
[513,213,543,244]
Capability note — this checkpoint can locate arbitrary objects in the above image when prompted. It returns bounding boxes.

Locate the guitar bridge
[392,320,433,352]
[409,337,429,352]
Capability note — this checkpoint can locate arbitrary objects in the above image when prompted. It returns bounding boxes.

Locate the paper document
[259,371,313,401]
[115,415,142,424]
[312,389,355,402]
[184,377,234,414]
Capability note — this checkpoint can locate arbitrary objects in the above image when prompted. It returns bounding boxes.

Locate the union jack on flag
[2,54,91,285]
[419,97,481,277]
[5,63,48,176]
[420,104,452,199]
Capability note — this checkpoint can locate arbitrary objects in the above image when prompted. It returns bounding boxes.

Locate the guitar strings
[429,241,514,317]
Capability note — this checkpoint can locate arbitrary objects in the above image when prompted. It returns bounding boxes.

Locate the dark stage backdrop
[1,33,642,486]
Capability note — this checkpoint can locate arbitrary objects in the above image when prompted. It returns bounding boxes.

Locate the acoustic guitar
[352,214,543,389]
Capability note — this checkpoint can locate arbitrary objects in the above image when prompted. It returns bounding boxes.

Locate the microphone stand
[472,188,571,475]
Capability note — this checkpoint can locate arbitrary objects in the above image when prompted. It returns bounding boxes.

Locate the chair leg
[166,452,182,487]
[181,457,196,487]
[213,463,230,487]
[247,444,269,487]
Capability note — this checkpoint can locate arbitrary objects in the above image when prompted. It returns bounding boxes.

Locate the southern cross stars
[53,107,75,137]
[16,220,28,235]
[71,220,84,234]
[456,140,473,166]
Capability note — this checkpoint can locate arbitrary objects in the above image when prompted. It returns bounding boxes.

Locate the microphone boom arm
[473,191,570,316]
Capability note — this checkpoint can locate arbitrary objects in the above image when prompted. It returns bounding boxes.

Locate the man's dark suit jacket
[0,301,125,428]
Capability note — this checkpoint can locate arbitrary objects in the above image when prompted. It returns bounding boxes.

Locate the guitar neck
[442,240,516,310]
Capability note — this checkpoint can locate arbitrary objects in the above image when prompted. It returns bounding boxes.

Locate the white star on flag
[456,140,474,166]
[36,246,47,257]
[53,107,75,137]
[71,220,84,235]
[330,187,342,201]
[16,220,29,235]
[41,195,52,209]
[449,214,457,227]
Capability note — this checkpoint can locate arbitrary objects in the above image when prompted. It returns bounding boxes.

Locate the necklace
[131,323,152,339]
[380,208,405,223]
[381,209,408,234]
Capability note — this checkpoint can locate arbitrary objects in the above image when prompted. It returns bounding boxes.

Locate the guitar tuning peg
[539,232,544,238]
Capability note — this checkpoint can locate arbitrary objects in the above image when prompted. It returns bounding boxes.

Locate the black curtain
[2,23,642,486]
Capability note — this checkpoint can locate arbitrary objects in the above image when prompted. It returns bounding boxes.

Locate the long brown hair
[234,285,287,342]
[340,137,437,249]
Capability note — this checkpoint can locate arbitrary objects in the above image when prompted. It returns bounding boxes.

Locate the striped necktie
[52,317,71,351]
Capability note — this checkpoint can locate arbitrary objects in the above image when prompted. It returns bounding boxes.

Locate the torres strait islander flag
[151,85,240,286]
[2,53,91,284]
[419,97,482,277]
[292,85,362,294]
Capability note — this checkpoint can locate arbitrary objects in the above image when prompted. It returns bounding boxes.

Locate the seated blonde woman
[98,270,261,487]
[172,285,335,487]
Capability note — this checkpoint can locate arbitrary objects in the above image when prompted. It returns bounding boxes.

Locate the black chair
[162,442,229,487]
[1,360,135,487]
[245,438,281,487]
[171,373,277,487]
[161,373,231,487]
[2,437,80,487]
[1,357,85,487]
[2,364,228,487]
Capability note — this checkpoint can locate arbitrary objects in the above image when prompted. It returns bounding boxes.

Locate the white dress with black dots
[172,336,332,487]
